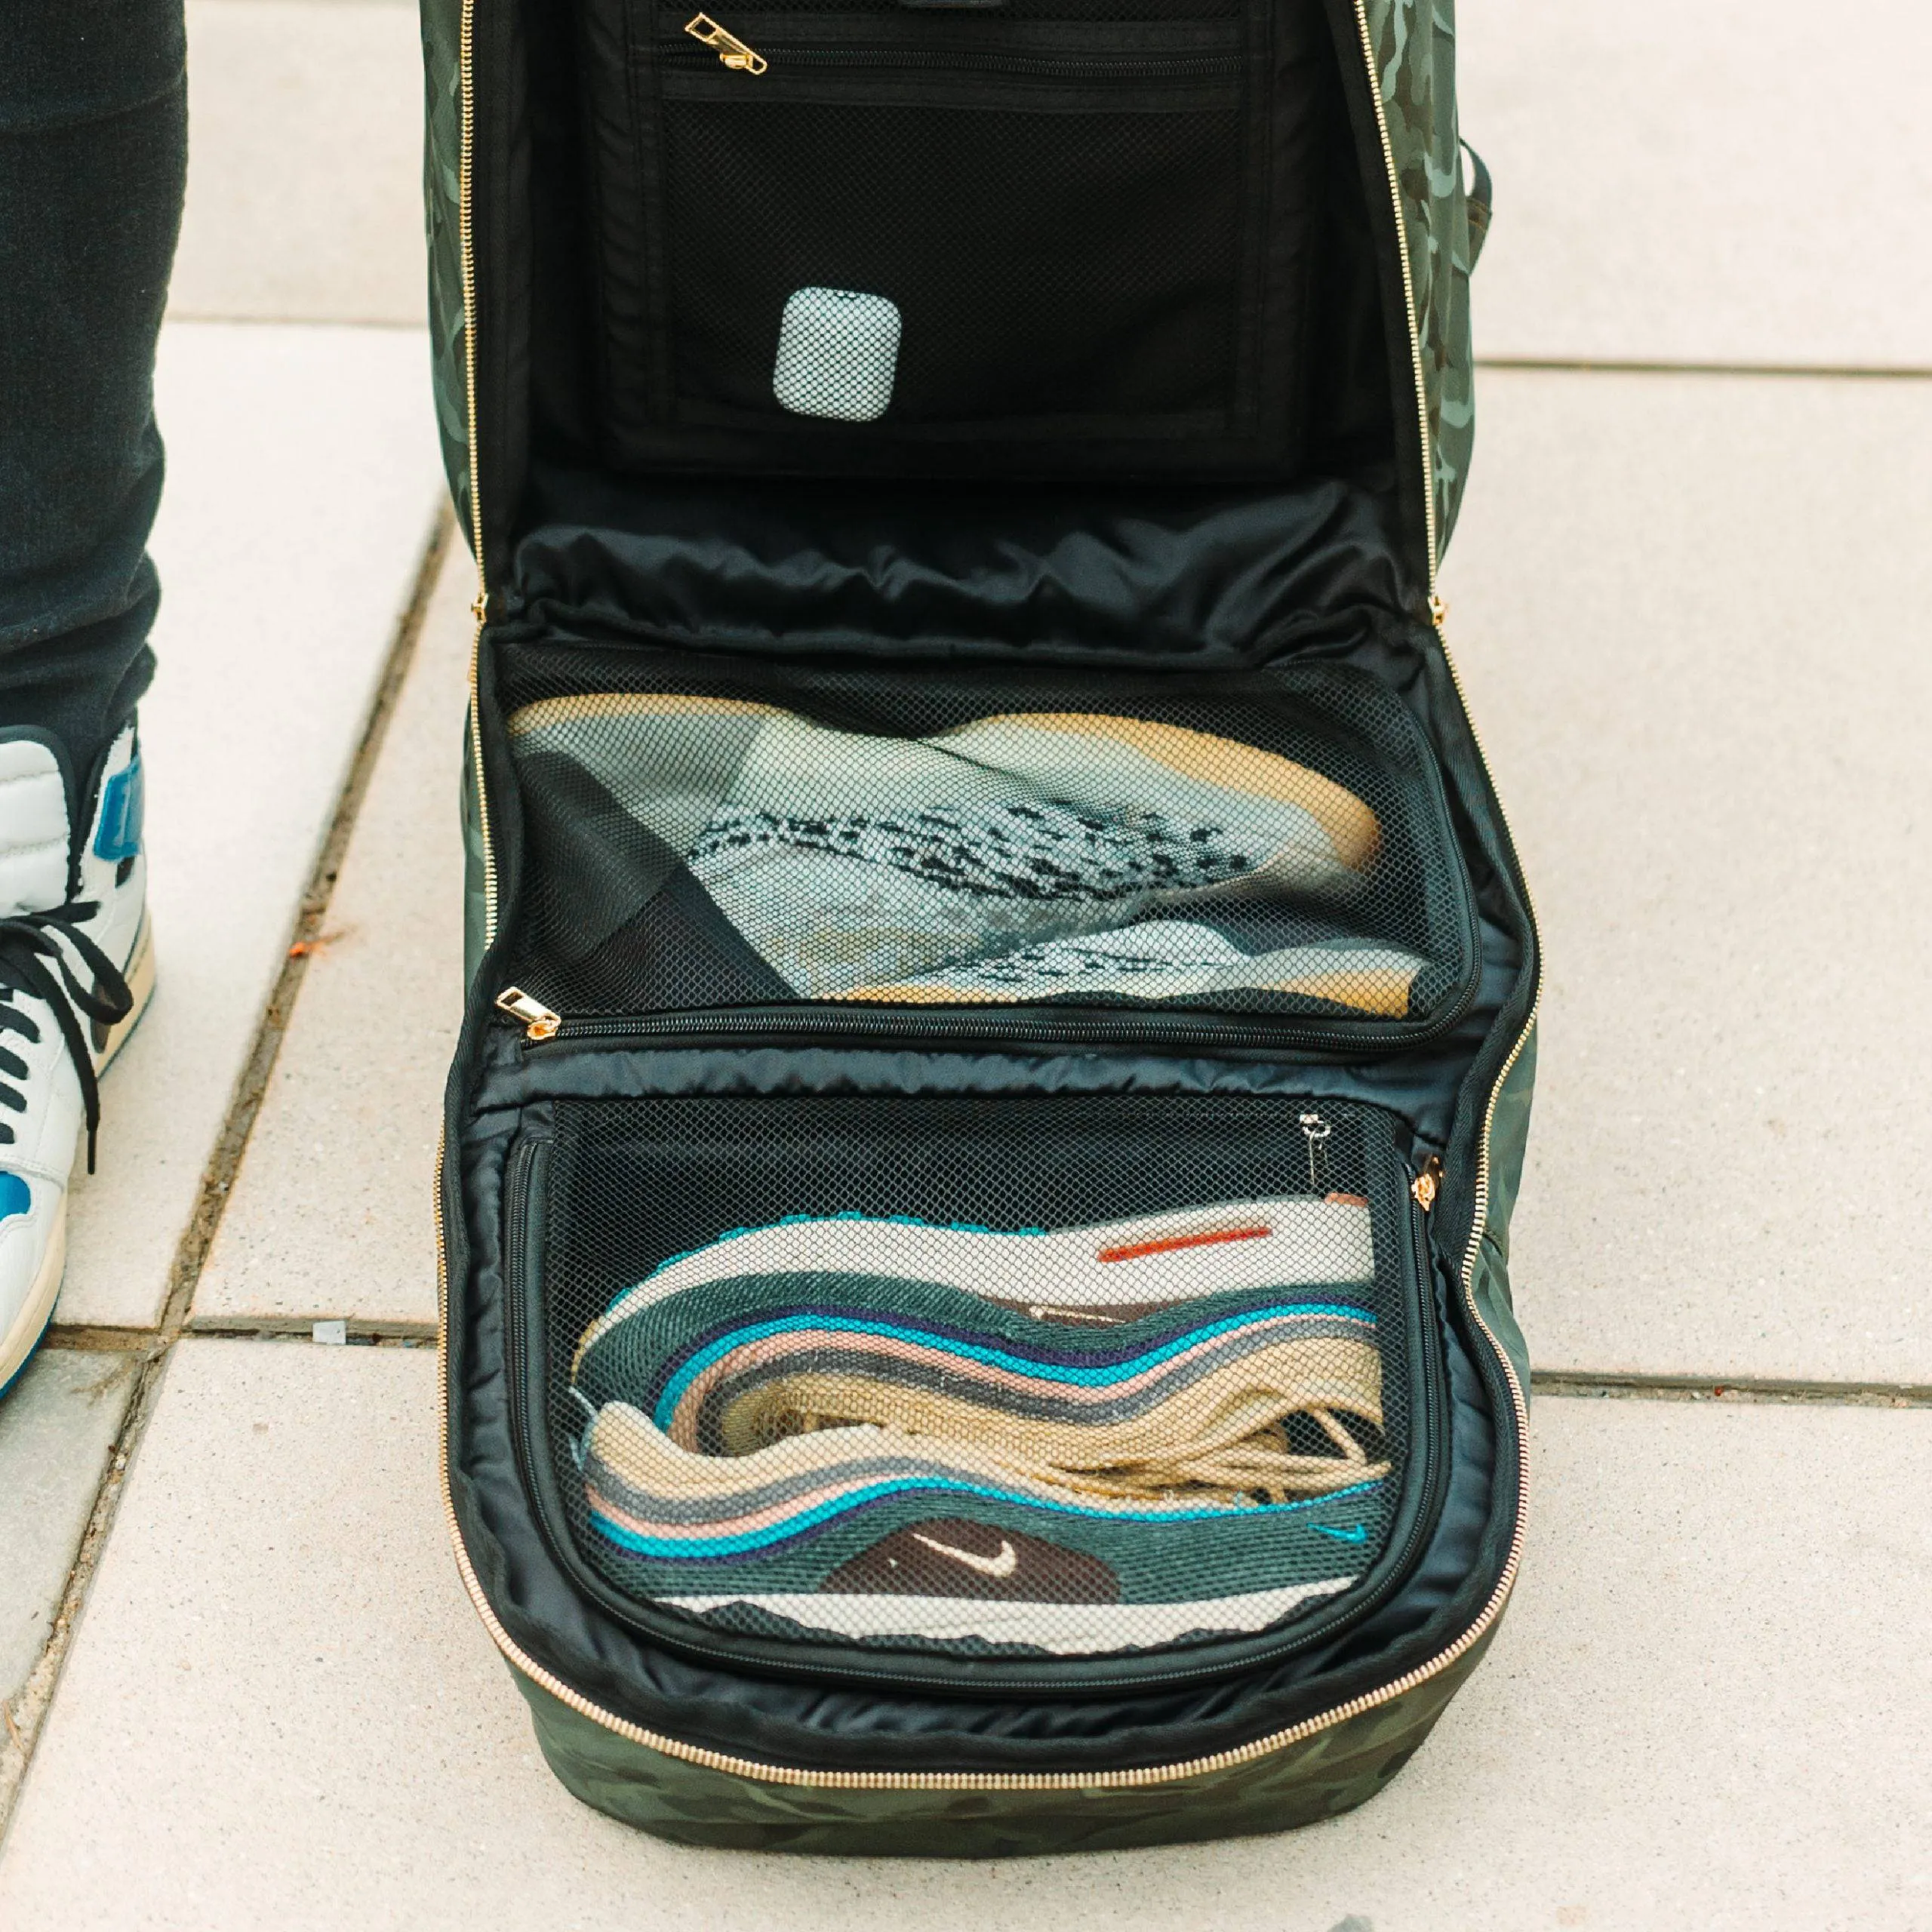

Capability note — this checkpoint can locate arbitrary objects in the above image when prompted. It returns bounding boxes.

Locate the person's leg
[0,0,186,796]
[0,0,184,1392]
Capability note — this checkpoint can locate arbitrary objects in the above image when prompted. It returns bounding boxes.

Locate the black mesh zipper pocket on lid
[576,0,1333,477]
[503,1088,1447,1690]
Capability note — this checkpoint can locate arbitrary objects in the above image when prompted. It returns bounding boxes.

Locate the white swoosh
[910,1532,1019,1580]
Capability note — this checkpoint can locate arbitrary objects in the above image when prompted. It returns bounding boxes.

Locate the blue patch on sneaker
[93,755,144,865]
[1312,1523,1368,1544]
[0,1172,29,1224]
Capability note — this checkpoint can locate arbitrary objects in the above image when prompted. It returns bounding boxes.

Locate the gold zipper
[494,986,561,1040]
[1349,0,1439,611]
[1410,1154,1443,1212]
[685,13,768,72]
[1342,0,1535,1630]
[439,0,1538,1790]
[1426,624,1543,1703]
[457,0,500,949]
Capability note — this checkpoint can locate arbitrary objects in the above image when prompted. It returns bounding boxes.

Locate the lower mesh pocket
[515,1091,1430,1665]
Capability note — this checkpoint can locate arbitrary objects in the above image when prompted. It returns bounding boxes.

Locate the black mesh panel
[573,0,1334,475]
[660,85,1245,429]
[517,1092,1416,1661]
[503,651,1473,1030]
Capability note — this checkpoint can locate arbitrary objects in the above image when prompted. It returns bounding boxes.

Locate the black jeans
[0,0,186,789]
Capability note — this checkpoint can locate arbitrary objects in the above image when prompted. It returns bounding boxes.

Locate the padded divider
[509,464,1415,654]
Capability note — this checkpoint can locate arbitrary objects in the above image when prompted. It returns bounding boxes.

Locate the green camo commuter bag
[423,0,1539,1854]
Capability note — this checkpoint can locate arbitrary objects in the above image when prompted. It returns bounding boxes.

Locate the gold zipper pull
[1297,1111,1331,1192]
[1411,1155,1444,1212]
[494,986,561,1041]
[685,14,768,72]
[1428,592,1450,632]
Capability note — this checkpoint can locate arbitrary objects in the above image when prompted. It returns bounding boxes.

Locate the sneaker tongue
[0,737,72,919]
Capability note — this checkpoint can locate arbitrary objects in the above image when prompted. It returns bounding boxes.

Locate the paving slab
[3,1341,1929,1927]
[1439,368,1932,1386]
[0,1352,140,1707]
[194,544,472,1330]
[169,0,427,327]
[57,322,443,1332]
[1459,0,1932,368]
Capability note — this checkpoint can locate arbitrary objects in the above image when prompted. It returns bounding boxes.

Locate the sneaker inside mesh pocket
[501,660,1478,1034]
[519,1092,1428,1664]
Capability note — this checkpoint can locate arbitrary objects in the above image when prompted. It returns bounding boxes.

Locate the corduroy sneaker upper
[0,724,155,1396]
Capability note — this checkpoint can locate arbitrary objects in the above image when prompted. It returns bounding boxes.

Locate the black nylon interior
[500,0,1419,640]
[441,0,1534,1761]
[507,467,1410,658]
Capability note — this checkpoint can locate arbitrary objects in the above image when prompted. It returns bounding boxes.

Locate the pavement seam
[1477,355,1932,381]
[162,312,429,332]
[186,1319,438,1344]
[1534,1370,1932,1410]
[40,1320,440,1349]
[47,1320,1932,1407]
[0,506,454,1842]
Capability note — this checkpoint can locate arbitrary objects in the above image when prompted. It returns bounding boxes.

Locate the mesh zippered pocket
[577,0,1330,475]
[498,649,1478,1045]
[507,1089,1441,1677]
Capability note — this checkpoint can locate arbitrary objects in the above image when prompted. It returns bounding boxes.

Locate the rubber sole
[97,910,156,1075]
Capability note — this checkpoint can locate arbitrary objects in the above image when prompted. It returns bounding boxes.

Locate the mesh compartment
[658,72,1247,432]
[577,0,1332,474]
[518,1092,1418,1661]
[502,652,1475,1032]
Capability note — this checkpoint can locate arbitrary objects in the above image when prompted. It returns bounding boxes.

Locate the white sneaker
[0,724,155,1395]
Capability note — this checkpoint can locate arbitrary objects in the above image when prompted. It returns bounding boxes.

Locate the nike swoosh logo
[911,1532,1019,1579]
[1313,1524,1368,1544]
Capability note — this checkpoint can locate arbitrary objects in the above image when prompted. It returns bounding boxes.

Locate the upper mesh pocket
[503,669,1472,1030]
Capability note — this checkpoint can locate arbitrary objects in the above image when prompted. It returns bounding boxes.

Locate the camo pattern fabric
[515,1627,1496,1854]
[417,0,1478,563]
[1362,0,1476,553]
[420,0,471,542]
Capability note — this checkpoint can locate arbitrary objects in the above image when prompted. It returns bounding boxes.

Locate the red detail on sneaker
[1095,1224,1272,1264]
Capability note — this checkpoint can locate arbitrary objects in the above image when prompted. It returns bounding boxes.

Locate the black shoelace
[0,903,134,1174]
